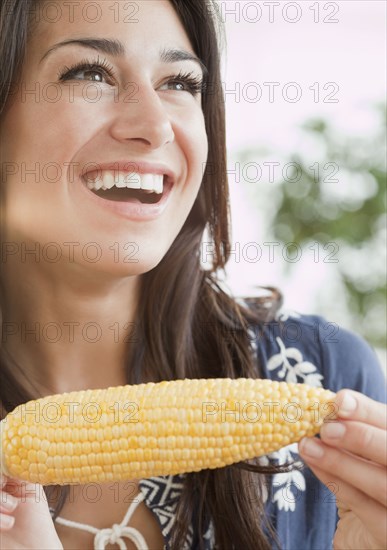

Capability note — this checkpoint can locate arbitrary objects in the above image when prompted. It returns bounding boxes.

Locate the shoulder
[241,301,386,403]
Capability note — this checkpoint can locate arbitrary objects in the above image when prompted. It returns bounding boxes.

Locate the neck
[1,259,141,396]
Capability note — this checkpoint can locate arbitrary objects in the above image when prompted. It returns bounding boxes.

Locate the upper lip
[81,160,176,185]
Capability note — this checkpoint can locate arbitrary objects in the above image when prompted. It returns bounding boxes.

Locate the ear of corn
[0,378,336,485]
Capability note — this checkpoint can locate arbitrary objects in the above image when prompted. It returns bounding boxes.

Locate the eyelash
[57,57,206,96]
[164,70,206,95]
[57,56,117,83]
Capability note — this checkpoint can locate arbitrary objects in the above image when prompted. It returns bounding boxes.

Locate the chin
[76,247,170,279]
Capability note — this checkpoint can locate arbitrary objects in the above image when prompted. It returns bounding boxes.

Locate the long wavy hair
[0,1,290,548]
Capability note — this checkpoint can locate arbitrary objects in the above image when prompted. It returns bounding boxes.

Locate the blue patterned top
[138,308,387,550]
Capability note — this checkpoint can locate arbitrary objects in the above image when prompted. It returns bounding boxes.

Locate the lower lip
[79,176,174,221]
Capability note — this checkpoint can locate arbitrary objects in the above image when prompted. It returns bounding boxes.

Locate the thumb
[1,474,48,506]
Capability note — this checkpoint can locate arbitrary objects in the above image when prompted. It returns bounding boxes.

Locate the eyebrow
[39,37,208,77]
[160,47,207,78]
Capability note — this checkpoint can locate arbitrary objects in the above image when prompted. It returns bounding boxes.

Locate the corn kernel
[0,378,335,485]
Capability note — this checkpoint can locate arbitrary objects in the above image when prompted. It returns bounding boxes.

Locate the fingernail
[340,392,357,416]
[299,438,324,459]
[0,494,18,512]
[0,513,15,529]
[322,422,346,439]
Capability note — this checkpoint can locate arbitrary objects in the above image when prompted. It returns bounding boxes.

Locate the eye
[57,57,116,84]
[167,82,187,92]
[159,71,205,96]
[72,68,106,83]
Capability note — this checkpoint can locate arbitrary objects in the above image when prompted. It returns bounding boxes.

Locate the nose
[109,82,175,149]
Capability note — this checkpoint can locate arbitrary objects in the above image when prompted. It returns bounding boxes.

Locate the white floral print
[262,329,325,512]
[267,336,324,387]
[275,308,301,322]
[260,443,306,512]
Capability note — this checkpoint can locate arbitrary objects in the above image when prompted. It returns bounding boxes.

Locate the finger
[334,506,386,550]
[299,437,387,507]
[1,474,22,492]
[0,512,15,530]
[320,420,387,466]
[334,390,387,429]
[304,463,386,549]
[0,474,10,489]
[6,480,47,503]
[0,491,19,514]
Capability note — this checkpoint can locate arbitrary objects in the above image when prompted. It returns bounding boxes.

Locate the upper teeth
[85,172,164,194]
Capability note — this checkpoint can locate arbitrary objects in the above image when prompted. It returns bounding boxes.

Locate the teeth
[94,178,103,191]
[154,176,163,194]
[115,173,128,189]
[141,174,154,191]
[85,171,164,194]
[101,172,114,191]
[125,172,141,189]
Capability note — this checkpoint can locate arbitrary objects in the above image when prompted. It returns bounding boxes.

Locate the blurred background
[211,1,386,371]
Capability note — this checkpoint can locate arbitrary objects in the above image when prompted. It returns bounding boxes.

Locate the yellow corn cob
[0,378,336,485]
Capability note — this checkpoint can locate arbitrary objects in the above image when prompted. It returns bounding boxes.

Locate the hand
[298,389,387,550]
[0,474,63,549]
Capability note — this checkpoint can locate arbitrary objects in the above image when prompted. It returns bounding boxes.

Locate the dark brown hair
[0,1,290,548]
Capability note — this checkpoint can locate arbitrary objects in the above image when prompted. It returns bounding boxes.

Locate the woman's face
[1,0,208,277]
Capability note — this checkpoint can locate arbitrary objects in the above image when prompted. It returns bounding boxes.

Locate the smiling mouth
[83,171,171,204]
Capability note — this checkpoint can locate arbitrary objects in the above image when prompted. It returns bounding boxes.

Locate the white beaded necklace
[52,491,149,550]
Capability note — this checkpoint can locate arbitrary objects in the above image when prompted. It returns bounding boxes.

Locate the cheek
[173,105,208,183]
[2,95,109,170]
[1,93,109,224]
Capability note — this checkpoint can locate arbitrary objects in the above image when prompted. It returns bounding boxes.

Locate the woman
[0,1,386,549]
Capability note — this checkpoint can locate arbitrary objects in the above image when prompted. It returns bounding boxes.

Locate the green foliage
[243,104,386,348]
